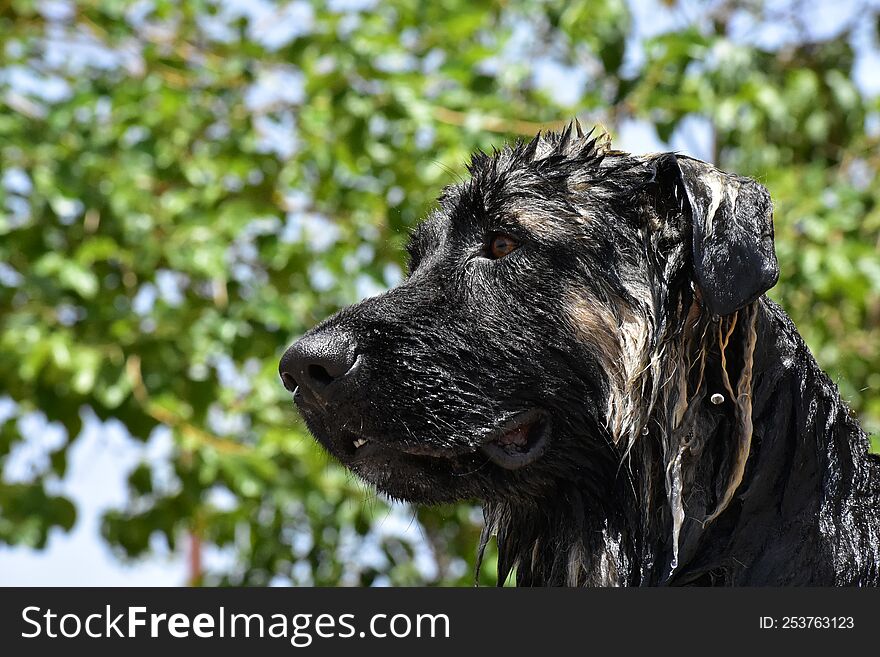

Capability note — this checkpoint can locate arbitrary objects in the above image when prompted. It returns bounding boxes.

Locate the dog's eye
[487,233,519,259]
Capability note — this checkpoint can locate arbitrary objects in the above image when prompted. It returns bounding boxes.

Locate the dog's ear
[660,155,779,316]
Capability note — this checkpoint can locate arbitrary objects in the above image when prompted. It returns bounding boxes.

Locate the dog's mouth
[479,409,550,470]
[338,409,549,471]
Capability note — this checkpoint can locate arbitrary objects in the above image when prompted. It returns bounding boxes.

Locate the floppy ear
[674,155,779,317]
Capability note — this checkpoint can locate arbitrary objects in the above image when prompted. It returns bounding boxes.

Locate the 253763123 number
[781,617,854,629]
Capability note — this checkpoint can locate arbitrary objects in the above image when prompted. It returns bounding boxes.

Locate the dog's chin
[349,455,477,504]
[306,427,483,503]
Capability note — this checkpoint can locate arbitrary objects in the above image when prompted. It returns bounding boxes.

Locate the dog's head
[279,126,778,505]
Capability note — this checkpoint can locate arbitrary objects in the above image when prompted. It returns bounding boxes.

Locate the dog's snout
[279,332,358,400]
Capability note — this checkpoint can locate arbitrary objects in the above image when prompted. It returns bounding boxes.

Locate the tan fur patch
[510,203,593,240]
[566,291,652,446]
[513,210,562,239]
[566,291,622,368]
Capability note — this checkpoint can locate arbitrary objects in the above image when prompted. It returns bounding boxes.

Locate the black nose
[279,332,358,400]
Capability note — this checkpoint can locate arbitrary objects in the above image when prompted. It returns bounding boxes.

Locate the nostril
[280,371,298,393]
[307,363,334,387]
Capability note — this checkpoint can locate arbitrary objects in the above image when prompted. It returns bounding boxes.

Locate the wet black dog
[280,125,880,586]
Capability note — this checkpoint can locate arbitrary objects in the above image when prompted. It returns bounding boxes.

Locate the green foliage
[1,0,878,584]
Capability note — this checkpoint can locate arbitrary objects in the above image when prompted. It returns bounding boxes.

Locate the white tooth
[353,438,368,449]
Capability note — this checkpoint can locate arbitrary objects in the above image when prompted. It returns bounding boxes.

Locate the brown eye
[488,233,519,259]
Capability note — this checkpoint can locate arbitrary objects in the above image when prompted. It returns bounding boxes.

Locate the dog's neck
[483,298,880,586]
[482,480,641,586]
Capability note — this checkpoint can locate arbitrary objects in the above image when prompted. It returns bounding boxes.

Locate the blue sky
[2,0,879,586]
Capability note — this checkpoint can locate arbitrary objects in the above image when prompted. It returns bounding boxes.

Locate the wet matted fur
[280,125,880,586]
